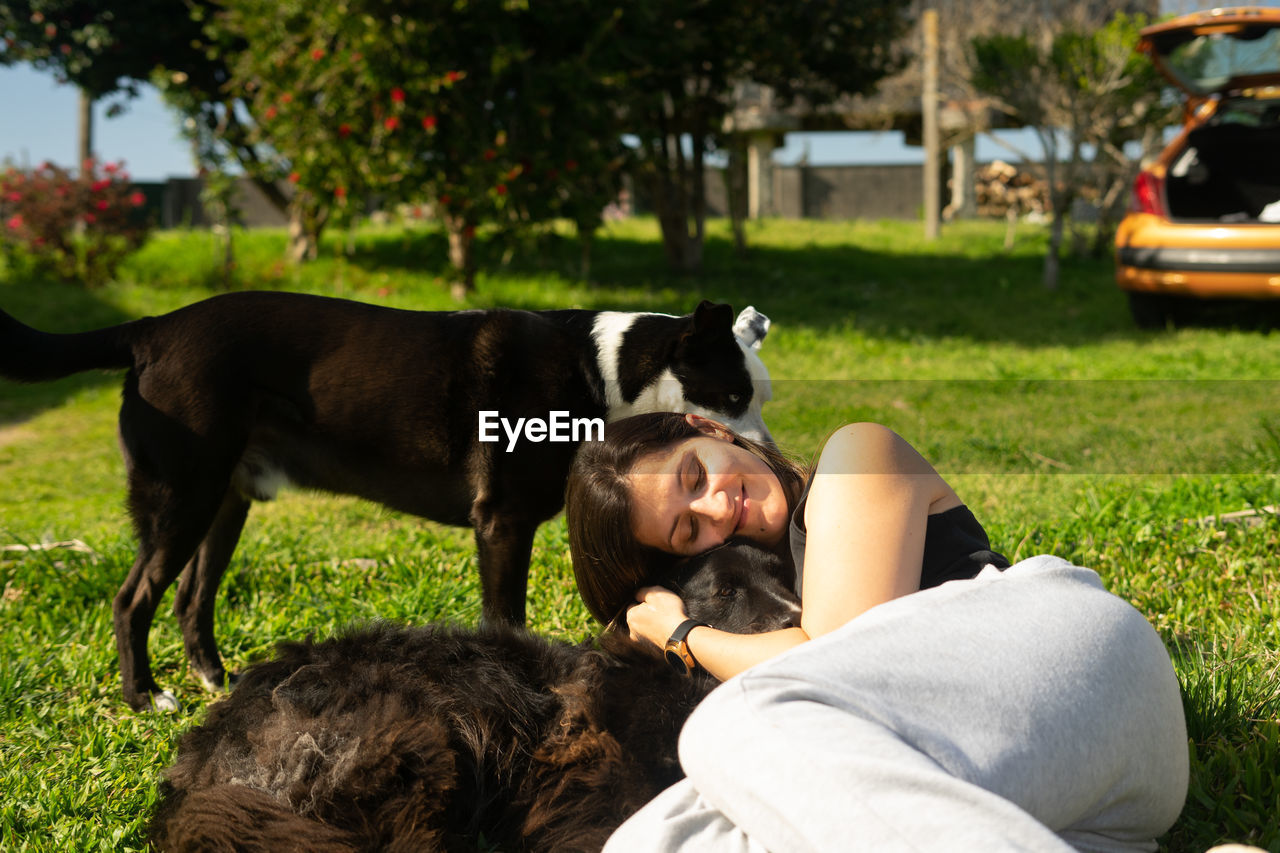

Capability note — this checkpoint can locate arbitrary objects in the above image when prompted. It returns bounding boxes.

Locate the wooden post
[922,9,940,240]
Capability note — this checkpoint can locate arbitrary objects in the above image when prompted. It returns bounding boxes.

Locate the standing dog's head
[667,541,801,634]
[670,301,773,445]
[592,301,774,445]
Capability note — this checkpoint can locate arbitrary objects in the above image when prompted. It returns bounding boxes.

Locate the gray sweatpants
[605,555,1189,852]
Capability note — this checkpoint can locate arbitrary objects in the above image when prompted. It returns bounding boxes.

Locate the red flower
[312,48,325,60]
[104,162,119,174]
[483,149,496,161]
[129,191,146,207]
[390,87,405,103]
[339,124,352,138]
[495,183,507,196]
[265,105,278,120]
[422,115,437,131]
[446,71,462,83]
[281,93,293,104]
[5,191,20,202]
[288,172,301,184]
[334,186,347,199]
[384,116,400,131]
[84,212,97,224]
[95,200,109,211]
[5,214,22,230]
[439,193,451,206]
[91,179,110,192]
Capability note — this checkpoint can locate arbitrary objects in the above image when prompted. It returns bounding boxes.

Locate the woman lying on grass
[565,413,1188,852]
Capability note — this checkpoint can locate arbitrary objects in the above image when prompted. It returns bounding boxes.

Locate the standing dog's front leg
[471,507,538,628]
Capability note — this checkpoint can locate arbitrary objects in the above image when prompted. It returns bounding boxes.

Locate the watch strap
[664,619,707,677]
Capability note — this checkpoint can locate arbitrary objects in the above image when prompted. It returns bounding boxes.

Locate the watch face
[665,647,689,674]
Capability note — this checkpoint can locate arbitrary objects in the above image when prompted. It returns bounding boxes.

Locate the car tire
[1127,292,1185,329]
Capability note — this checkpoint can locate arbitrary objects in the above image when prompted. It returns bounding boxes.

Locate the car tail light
[1129,171,1165,216]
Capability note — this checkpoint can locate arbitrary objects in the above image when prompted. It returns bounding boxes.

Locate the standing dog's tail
[0,309,138,382]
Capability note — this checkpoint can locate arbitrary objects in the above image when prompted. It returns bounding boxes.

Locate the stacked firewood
[974,160,1048,218]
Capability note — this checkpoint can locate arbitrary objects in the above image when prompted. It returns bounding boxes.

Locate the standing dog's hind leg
[115,465,237,712]
[173,491,251,693]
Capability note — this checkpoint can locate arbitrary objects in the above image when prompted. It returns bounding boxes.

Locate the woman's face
[628,433,789,557]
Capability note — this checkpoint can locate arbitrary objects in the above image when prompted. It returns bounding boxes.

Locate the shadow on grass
[340,223,1280,347]
[0,277,134,426]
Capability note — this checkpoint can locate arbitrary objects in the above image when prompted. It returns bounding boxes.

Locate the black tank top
[788,480,1010,598]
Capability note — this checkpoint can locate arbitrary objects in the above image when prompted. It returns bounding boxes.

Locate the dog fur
[148,542,800,852]
[0,293,773,711]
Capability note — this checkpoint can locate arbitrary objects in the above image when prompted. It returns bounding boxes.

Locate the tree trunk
[1038,134,1062,291]
[1043,216,1063,291]
[644,92,705,274]
[78,90,94,172]
[575,221,595,282]
[287,199,323,264]
[444,213,477,300]
[726,136,749,256]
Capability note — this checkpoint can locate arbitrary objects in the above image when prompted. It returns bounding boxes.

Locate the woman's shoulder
[814,423,926,477]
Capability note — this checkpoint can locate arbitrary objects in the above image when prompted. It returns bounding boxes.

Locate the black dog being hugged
[149,541,801,852]
[0,292,774,711]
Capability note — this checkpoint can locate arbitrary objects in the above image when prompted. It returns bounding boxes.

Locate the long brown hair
[565,412,807,625]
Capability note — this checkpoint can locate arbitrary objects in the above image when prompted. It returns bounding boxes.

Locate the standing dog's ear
[691,300,736,335]
[732,307,770,351]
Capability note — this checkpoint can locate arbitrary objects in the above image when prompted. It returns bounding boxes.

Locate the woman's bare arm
[799,422,960,639]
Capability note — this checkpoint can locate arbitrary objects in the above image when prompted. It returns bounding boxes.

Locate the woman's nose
[691,488,735,529]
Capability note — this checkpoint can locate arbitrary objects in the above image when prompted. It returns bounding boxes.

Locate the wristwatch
[664,619,707,677]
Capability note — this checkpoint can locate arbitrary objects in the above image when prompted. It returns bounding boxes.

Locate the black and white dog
[149,542,801,853]
[0,293,773,711]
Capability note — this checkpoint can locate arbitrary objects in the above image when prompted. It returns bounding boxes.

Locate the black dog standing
[0,294,773,711]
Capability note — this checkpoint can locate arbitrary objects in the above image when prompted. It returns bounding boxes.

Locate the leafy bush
[0,160,151,286]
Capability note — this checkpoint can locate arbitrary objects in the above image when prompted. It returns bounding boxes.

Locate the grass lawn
[1,217,1277,851]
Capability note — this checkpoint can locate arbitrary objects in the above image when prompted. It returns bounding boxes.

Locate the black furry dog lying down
[150,542,801,852]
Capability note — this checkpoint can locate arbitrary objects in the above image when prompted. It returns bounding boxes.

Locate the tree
[971,11,1173,289]
[0,0,292,268]
[0,0,213,167]
[612,0,910,272]
[214,0,626,294]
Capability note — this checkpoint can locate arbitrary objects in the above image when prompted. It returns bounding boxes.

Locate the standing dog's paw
[197,671,229,693]
[150,690,181,713]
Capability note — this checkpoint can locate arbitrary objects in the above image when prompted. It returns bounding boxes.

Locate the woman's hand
[625,586,690,650]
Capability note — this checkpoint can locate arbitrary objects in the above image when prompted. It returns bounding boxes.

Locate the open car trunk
[1163,98,1280,223]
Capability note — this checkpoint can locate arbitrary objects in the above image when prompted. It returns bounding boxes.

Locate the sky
[2,0,1278,181]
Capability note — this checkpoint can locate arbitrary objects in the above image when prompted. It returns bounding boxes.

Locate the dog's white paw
[198,672,228,693]
[150,690,181,713]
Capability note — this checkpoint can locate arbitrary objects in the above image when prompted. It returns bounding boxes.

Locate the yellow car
[1115,6,1280,327]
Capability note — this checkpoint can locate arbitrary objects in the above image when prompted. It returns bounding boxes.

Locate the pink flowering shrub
[0,160,151,286]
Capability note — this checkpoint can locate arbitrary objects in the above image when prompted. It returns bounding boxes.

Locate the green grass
[2,217,1278,851]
